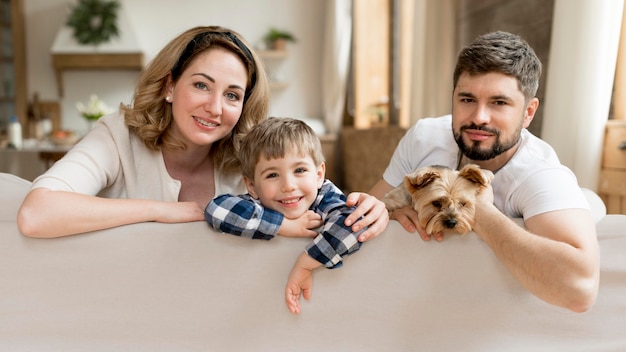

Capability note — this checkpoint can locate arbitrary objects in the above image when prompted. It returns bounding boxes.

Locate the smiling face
[452,72,538,169]
[166,48,248,149]
[244,149,325,220]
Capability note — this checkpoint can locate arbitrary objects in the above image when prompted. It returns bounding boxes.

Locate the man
[369,31,599,313]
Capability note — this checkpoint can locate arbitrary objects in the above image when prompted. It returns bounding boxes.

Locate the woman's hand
[344,192,389,242]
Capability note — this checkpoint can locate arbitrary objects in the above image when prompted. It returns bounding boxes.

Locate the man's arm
[368,179,423,235]
[369,179,394,199]
[473,199,600,313]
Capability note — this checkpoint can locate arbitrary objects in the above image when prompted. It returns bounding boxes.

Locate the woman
[18,25,387,239]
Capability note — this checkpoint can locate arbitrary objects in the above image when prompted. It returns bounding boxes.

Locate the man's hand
[344,192,389,242]
[278,210,322,238]
[393,184,493,242]
[389,206,444,242]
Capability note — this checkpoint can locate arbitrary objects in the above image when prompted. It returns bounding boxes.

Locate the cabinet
[0,0,26,139]
[599,119,626,214]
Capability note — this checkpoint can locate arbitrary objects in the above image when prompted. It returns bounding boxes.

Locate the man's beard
[453,123,522,161]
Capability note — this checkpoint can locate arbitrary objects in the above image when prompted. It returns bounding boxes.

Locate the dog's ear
[458,164,494,187]
[404,167,441,194]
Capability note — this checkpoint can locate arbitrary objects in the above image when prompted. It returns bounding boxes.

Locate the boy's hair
[453,31,542,102]
[240,117,325,179]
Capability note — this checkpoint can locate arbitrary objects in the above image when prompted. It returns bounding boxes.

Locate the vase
[86,119,98,130]
[271,38,287,51]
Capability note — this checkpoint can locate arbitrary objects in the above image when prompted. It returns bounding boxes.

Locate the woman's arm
[17,188,204,238]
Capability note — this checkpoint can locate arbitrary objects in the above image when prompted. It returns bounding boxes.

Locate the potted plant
[76,94,114,129]
[264,27,297,51]
[66,0,121,46]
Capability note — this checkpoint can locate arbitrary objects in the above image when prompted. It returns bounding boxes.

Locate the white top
[32,113,245,201]
[383,115,590,220]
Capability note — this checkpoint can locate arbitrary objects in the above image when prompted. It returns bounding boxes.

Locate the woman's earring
[166,96,172,102]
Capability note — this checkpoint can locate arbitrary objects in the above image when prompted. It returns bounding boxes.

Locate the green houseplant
[76,94,113,129]
[263,27,297,50]
[66,0,120,46]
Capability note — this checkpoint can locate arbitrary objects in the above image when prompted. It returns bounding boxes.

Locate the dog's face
[404,164,493,235]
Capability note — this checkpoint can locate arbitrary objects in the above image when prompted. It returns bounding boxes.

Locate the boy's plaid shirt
[205,179,365,268]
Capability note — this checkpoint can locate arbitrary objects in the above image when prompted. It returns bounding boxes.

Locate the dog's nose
[444,219,457,228]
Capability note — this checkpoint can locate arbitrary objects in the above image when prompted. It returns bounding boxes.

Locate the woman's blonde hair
[239,117,325,180]
[121,25,270,174]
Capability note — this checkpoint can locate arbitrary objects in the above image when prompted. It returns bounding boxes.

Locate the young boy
[205,117,366,314]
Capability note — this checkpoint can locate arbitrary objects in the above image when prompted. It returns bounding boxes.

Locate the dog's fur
[382,164,494,235]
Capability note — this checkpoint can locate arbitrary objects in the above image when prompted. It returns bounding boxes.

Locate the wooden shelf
[51,52,144,97]
[269,81,288,90]
[257,49,288,91]
[257,49,288,59]
[49,49,281,97]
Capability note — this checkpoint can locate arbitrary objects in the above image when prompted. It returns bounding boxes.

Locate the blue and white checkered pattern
[205,180,365,268]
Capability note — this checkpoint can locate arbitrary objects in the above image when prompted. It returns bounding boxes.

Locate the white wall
[24,0,325,132]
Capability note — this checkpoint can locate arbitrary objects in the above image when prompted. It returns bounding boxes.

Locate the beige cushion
[0,172,31,222]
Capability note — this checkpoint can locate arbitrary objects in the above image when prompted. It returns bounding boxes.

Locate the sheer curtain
[409,0,456,126]
[542,0,624,191]
[321,0,455,131]
[321,0,352,135]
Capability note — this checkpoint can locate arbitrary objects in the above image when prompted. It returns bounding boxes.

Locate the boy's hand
[285,253,321,314]
[278,210,322,238]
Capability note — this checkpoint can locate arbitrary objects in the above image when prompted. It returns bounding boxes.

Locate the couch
[1,172,625,351]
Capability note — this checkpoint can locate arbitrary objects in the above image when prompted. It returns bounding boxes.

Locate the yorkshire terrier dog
[382,164,494,235]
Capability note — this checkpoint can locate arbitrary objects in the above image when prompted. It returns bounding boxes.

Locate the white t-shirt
[32,113,245,201]
[383,115,589,220]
